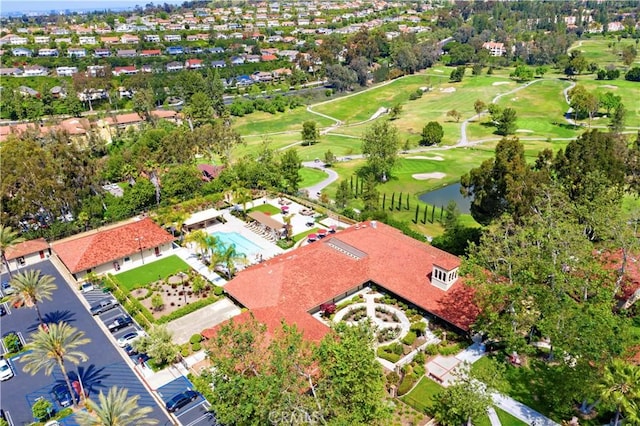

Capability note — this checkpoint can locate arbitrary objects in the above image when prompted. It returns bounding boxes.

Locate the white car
[0,359,14,381]
[116,330,145,348]
[80,282,95,293]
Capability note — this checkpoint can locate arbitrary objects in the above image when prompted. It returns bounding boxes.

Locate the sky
[1,0,185,15]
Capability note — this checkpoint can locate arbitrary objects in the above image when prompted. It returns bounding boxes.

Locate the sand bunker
[370,107,388,120]
[602,85,618,89]
[433,69,444,73]
[516,129,534,133]
[407,156,444,161]
[413,172,446,180]
[440,87,456,93]
[492,81,510,86]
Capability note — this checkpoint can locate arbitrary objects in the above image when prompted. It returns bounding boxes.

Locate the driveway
[165,298,241,345]
[301,162,339,200]
[0,261,171,425]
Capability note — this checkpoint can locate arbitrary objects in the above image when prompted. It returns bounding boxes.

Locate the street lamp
[135,236,145,265]
[180,272,187,305]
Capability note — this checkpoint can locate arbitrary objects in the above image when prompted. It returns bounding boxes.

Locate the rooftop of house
[51,217,175,274]
[204,221,477,341]
[5,238,49,260]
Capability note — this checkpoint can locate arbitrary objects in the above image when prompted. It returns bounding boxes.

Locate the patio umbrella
[307,233,318,241]
[317,229,328,238]
[281,205,290,212]
[329,225,337,233]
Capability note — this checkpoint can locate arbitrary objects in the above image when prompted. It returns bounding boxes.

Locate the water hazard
[418,183,471,214]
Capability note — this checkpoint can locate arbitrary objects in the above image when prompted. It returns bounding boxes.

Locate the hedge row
[106,274,155,328]
[401,331,417,346]
[397,372,418,396]
[156,295,220,324]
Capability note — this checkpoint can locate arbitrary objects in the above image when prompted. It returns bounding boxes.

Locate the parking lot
[0,261,172,425]
[157,376,218,426]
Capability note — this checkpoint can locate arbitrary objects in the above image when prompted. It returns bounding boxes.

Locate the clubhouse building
[203,221,479,341]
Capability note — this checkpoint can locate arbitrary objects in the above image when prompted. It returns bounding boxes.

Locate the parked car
[0,304,6,316]
[0,358,14,381]
[123,343,138,356]
[1,281,14,295]
[80,282,95,293]
[117,330,145,348]
[107,315,133,333]
[89,298,118,315]
[51,383,76,407]
[165,390,199,412]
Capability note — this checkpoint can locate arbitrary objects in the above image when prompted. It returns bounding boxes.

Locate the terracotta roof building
[2,238,51,275]
[52,218,175,280]
[204,222,478,341]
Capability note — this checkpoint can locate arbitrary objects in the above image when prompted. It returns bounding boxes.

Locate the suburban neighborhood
[2,0,640,426]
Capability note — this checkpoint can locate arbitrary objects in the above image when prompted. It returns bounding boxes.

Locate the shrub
[190,334,203,344]
[377,348,401,363]
[414,351,426,365]
[191,342,202,352]
[414,363,426,377]
[410,322,427,336]
[386,371,400,386]
[402,331,417,346]
[438,343,462,356]
[181,345,190,357]
[32,398,53,421]
[157,296,220,324]
[425,344,439,355]
[397,373,417,396]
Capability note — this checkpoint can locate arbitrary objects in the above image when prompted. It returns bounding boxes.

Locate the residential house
[252,71,273,82]
[141,64,155,73]
[79,36,97,45]
[38,48,59,57]
[12,47,33,57]
[209,47,225,54]
[166,46,184,55]
[50,86,66,98]
[87,65,106,77]
[197,164,225,182]
[245,54,260,63]
[482,41,506,57]
[234,74,254,86]
[55,38,72,44]
[261,53,277,62]
[52,218,175,281]
[120,34,140,44]
[1,239,51,275]
[68,48,87,58]
[144,34,161,42]
[202,221,478,342]
[230,56,245,66]
[18,86,40,97]
[117,49,138,58]
[211,60,226,68]
[273,67,292,78]
[0,67,23,76]
[164,34,182,42]
[8,35,28,45]
[56,66,78,77]
[140,49,161,57]
[94,48,111,57]
[34,36,50,44]
[22,65,48,77]
[185,58,204,69]
[166,61,184,72]
[112,66,139,76]
[101,36,120,45]
[608,21,624,32]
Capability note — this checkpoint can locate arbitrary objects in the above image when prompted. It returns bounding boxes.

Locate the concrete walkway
[165,298,241,345]
[173,246,228,286]
[492,392,559,426]
[487,407,501,426]
[301,162,339,199]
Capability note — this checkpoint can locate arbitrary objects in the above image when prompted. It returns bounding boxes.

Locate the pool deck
[180,196,349,286]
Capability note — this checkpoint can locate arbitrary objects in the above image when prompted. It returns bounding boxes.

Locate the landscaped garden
[115,254,190,290]
[104,257,224,327]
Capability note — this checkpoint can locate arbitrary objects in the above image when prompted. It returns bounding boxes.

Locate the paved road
[0,261,172,426]
[165,298,240,345]
[300,162,339,199]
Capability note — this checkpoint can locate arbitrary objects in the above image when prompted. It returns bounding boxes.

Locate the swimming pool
[211,231,265,257]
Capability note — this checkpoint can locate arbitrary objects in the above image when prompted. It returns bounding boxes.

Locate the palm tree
[21,322,90,407]
[211,244,247,279]
[9,269,57,327]
[233,187,253,219]
[598,359,640,426]
[75,386,158,426]
[0,225,25,279]
[184,230,210,259]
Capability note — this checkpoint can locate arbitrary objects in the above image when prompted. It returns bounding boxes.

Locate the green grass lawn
[248,203,281,215]
[295,134,363,159]
[402,375,527,425]
[115,254,191,290]
[292,227,319,242]
[569,36,636,68]
[299,167,328,188]
[573,78,640,126]
[232,106,334,136]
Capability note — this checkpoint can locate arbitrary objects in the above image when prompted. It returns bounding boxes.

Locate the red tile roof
[601,249,640,301]
[51,218,175,274]
[206,222,478,341]
[6,238,49,260]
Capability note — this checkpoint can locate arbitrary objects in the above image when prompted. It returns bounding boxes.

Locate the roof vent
[371,220,377,229]
[325,238,367,260]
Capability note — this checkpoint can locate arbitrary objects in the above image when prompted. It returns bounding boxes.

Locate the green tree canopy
[361,121,399,181]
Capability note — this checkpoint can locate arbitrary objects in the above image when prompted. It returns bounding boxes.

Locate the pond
[418,183,471,214]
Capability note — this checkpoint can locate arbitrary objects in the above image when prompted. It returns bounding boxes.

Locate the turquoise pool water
[211,231,264,257]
